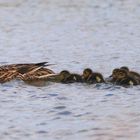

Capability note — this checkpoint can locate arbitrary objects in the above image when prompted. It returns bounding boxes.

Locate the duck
[82,68,105,84]
[110,69,139,86]
[120,66,140,83]
[0,62,55,83]
[48,70,83,83]
[108,68,120,83]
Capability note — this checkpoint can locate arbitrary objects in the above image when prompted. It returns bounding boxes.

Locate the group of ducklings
[52,67,140,87]
[0,62,140,87]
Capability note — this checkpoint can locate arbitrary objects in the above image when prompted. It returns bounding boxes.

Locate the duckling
[120,66,140,83]
[48,70,83,83]
[82,68,105,84]
[65,73,83,83]
[113,69,139,86]
[108,68,120,83]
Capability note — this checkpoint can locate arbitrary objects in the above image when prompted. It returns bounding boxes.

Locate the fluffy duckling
[108,68,120,83]
[65,73,83,83]
[48,70,83,83]
[82,68,105,84]
[112,69,139,86]
[120,66,140,83]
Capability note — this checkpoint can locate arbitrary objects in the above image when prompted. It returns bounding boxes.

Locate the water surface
[0,0,140,139]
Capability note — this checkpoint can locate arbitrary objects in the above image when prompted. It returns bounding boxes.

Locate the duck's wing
[14,62,47,67]
[0,62,55,83]
[13,62,53,74]
[129,71,140,77]
[19,72,57,81]
[17,66,55,81]
[17,64,55,75]
[0,62,48,71]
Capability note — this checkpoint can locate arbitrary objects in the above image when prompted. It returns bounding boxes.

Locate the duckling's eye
[114,72,117,75]
[84,71,88,75]
[86,71,89,75]
[119,72,125,76]
[113,71,116,74]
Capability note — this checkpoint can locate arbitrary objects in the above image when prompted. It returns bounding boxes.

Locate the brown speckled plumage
[0,62,55,83]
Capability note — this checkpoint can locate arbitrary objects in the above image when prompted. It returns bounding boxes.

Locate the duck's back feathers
[17,66,55,81]
[86,72,105,84]
[0,70,18,83]
[116,76,139,86]
[128,71,140,82]
[0,62,55,83]
[62,73,83,83]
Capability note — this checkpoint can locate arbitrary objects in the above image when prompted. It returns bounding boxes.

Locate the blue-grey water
[0,0,140,139]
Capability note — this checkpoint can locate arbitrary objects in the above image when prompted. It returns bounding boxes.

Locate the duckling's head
[111,68,120,79]
[115,69,128,80]
[59,70,71,80]
[120,66,129,72]
[82,68,93,79]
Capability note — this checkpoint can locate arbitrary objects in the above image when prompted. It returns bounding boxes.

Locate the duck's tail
[35,62,48,67]
[35,62,55,67]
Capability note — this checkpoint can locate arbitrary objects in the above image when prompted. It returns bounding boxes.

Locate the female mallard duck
[111,69,139,86]
[120,66,140,83]
[48,70,83,83]
[82,68,105,84]
[0,62,55,83]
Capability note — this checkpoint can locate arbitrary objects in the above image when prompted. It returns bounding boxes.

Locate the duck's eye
[119,72,125,77]
[86,72,89,75]
[113,71,116,74]
[84,71,88,75]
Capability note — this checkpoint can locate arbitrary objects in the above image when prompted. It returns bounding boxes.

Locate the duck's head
[58,70,71,81]
[111,68,120,79]
[82,68,93,79]
[120,66,129,72]
[109,68,119,79]
[115,69,128,80]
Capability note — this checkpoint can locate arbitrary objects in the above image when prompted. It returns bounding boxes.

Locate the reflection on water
[0,0,140,139]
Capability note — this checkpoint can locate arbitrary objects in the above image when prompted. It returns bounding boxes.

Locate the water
[0,0,140,139]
